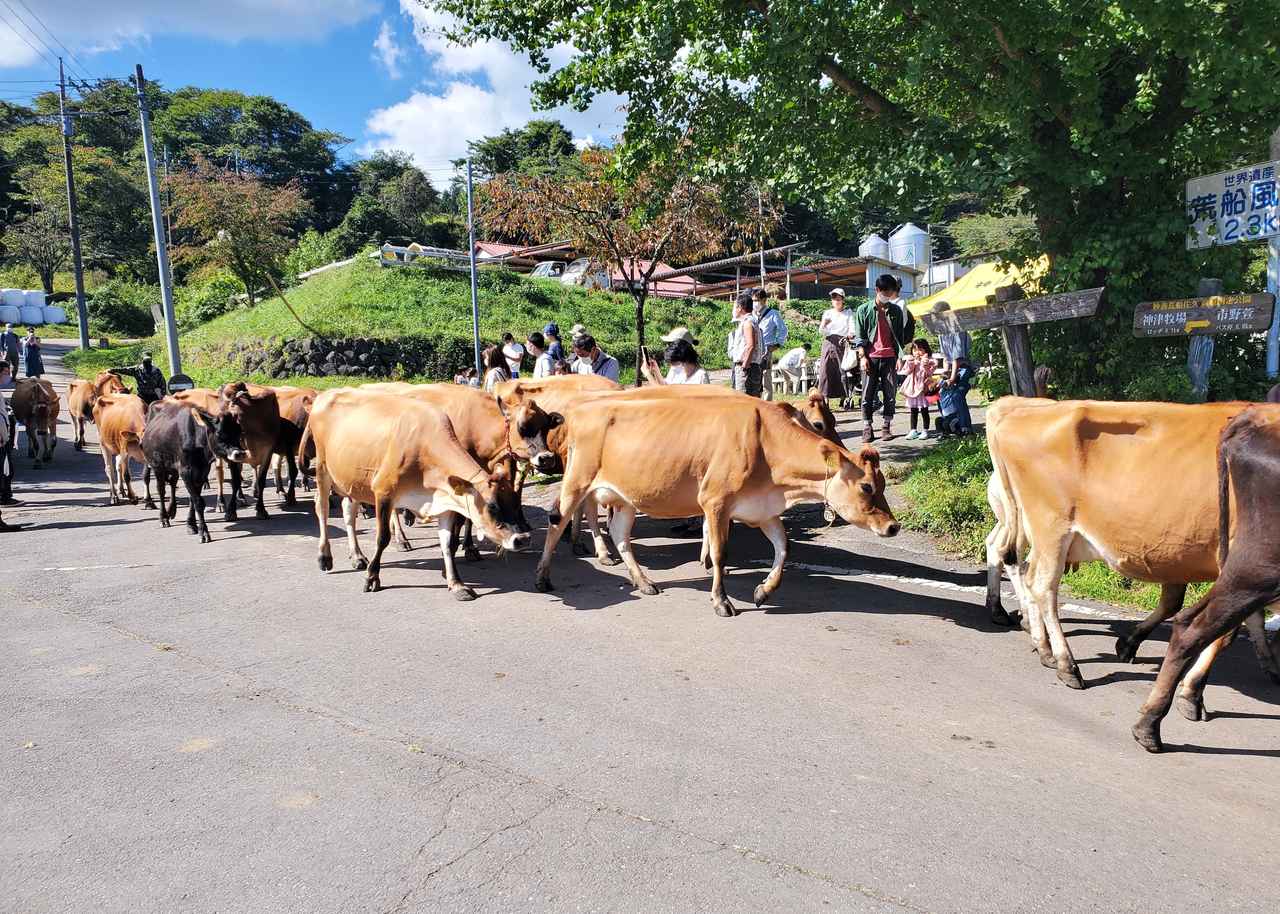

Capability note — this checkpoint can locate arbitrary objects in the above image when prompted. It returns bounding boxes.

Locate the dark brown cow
[1133,406,1280,752]
[217,382,280,520]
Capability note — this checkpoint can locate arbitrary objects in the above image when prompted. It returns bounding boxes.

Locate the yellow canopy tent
[909,256,1051,318]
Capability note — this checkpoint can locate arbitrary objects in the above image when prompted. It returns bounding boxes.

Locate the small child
[899,338,936,440]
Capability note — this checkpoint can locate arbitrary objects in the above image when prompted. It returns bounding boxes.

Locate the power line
[0,5,58,74]
[11,0,94,81]
[0,0,87,83]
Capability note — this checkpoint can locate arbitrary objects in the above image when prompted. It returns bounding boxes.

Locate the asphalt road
[3,342,1278,914]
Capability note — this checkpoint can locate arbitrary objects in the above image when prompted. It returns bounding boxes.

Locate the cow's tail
[297,421,313,466]
[1217,423,1233,570]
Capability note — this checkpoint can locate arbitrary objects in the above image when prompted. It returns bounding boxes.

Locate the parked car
[559,258,612,290]
[530,260,567,279]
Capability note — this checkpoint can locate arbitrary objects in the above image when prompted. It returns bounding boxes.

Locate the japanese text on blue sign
[1186,160,1280,250]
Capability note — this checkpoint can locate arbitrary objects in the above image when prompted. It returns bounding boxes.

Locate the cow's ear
[858,446,881,469]
[192,408,215,428]
[547,411,564,429]
[447,475,475,497]
[495,395,509,418]
[823,448,842,475]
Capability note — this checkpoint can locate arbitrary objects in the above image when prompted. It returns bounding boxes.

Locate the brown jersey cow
[92,393,153,507]
[302,388,531,599]
[986,397,1280,692]
[11,378,60,465]
[216,382,280,520]
[532,393,898,616]
[67,372,127,450]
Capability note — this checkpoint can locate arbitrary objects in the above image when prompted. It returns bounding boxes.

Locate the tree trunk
[40,267,54,295]
[633,290,647,387]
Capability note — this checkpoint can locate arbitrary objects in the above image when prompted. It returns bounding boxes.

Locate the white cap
[660,327,699,345]
[829,288,846,299]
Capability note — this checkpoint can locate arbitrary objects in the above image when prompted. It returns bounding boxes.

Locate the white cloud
[360,3,624,165]
[372,20,403,79]
[0,1,372,70]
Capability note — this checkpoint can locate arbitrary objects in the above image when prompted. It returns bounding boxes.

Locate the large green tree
[431,0,1280,395]
[464,118,577,179]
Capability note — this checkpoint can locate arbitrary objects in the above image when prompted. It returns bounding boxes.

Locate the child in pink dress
[900,339,937,440]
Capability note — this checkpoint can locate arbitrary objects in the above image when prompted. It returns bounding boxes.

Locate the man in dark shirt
[108,352,168,404]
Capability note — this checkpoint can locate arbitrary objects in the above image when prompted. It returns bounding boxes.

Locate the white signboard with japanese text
[1186,160,1280,250]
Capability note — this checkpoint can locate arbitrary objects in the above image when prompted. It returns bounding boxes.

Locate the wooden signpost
[921,284,1105,397]
[1132,292,1275,337]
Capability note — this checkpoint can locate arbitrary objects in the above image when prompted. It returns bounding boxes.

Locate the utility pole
[465,157,482,378]
[1187,278,1222,400]
[58,58,90,351]
[134,64,182,376]
[1268,126,1280,376]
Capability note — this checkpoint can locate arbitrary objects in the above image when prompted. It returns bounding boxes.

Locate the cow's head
[192,408,249,463]
[823,445,899,537]
[804,390,841,446]
[495,393,563,473]
[95,371,128,398]
[448,460,531,552]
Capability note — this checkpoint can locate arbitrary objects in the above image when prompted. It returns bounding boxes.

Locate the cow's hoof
[1115,636,1138,663]
[753,585,770,607]
[200,532,212,544]
[318,553,333,572]
[144,500,156,511]
[535,576,553,593]
[397,540,413,553]
[160,517,170,528]
[572,540,589,557]
[255,508,270,520]
[187,524,198,535]
[1176,695,1207,722]
[215,497,226,512]
[598,554,620,567]
[989,604,1013,626]
[464,548,482,563]
[1038,649,1057,669]
[284,495,297,507]
[1131,720,1163,753]
[351,556,368,571]
[363,575,381,593]
[714,598,738,618]
[1268,669,1280,687]
[452,587,477,602]
[225,509,238,522]
[1057,666,1086,690]
[638,582,660,596]
[128,495,139,505]
[74,442,83,451]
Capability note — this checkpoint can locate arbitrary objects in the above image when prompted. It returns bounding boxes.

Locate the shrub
[176,271,242,331]
[283,228,345,281]
[88,280,157,337]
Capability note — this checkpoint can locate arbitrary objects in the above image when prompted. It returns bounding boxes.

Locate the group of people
[816,275,974,443]
[1,322,44,379]
[456,322,624,392]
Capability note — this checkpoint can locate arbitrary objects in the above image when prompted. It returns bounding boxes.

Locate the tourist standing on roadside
[817,289,852,404]
[899,339,936,440]
[752,287,787,401]
[526,331,555,379]
[572,334,620,382]
[501,333,525,378]
[482,345,510,392]
[656,328,709,384]
[727,292,763,397]
[853,274,914,443]
[543,323,565,362]
[21,329,43,378]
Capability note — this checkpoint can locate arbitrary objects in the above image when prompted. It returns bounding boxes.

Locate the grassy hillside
[68,259,816,388]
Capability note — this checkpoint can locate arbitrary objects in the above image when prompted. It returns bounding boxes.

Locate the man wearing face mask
[751,287,788,402]
[108,352,168,405]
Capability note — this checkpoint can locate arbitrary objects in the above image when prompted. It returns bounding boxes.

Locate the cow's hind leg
[156,467,170,528]
[535,483,591,592]
[342,496,369,570]
[314,462,334,571]
[393,508,412,552]
[437,512,476,601]
[703,504,735,617]
[142,463,156,510]
[364,497,394,592]
[1133,582,1265,752]
[1117,582,1186,663]
[252,456,270,519]
[166,474,179,521]
[119,455,139,504]
[1024,543,1081,688]
[753,516,788,608]
[283,453,300,506]
[1174,626,1237,722]
[608,503,657,596]
[101,448,120,505]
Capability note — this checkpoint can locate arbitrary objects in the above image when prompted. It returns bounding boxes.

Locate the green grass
[895,436,1206,613]
[67,258,775,389]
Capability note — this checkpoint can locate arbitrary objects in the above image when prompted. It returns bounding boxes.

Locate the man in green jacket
[853,274,915,443]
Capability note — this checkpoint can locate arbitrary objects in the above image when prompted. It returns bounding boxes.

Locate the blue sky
[0,1,622,180]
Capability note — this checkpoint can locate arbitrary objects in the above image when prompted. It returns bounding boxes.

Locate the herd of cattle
[6,369,1280,753]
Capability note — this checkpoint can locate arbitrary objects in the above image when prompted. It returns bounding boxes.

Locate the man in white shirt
[501,333,525,378]
[572,335,620,382]
[727,292,763,397]
[775,342,811,394]
[526,331,556,379]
